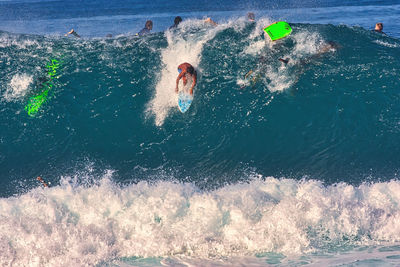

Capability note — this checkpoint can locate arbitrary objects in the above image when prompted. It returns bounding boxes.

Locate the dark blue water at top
[0,0,399,37]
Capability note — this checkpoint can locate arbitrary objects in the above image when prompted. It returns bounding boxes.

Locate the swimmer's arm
[205,18,217,26]
[244,70,253,79]
[176,72,184,93]
[65,29,80,38]
[190,71,197,95]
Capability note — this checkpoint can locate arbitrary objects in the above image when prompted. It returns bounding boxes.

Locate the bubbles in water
[4,73,33,101]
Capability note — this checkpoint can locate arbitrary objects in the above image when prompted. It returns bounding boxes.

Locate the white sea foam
[1,174,400,266]
[240,28,327,93]
[243,39,266,56]
[0,34,40,49]
[266,31,324,93]
[148,19,226,126]
[292,31,322,55]
[374,39,400,48]
[3,73,33,101]
[242,18,273,56]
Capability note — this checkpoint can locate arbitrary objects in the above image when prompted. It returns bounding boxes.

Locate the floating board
[264,21,292,41]
[25,89,50,117]
[177,76,193,113]
[25,59,61,117]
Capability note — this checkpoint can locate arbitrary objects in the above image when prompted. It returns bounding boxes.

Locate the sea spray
[148,20,228,126]
[1,176,400,266]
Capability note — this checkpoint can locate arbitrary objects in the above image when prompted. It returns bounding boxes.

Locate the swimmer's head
[375,22,383,32]
[247,12,255,22]
[174,16,183,26]
[145,20,153,30]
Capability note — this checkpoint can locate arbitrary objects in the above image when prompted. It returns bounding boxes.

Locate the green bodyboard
[25,89,50,117]
[25,58,61,117]
[264,21,292,41]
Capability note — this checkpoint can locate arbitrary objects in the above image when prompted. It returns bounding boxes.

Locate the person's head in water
[375,22,383,32]
[247,12,255,22]
[174,16,182,26]
[145,20,153,30]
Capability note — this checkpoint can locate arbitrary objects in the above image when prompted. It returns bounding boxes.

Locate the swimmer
[374,23,385,34]
[170,16,182,29]
[247,12,255,22]
[137,20,153,36]
[65,29,80,38]
[175,63,197,95]
[204,17,217,26]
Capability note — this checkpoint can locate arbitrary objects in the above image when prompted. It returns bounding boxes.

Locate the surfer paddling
[175,63,197,95]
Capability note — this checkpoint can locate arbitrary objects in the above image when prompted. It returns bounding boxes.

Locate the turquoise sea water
[1,0,400,266]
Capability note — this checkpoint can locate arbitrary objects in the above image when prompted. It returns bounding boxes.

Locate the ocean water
[1,0,400,266]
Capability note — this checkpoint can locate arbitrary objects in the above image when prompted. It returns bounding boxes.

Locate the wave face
[1,17,400,266]
[1,176,400,266]
[1,21,400,194]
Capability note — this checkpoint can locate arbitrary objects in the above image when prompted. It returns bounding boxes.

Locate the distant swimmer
[137,20,153,36]
[175,63,197,95]
[247,12,255,22]
[204,17,217,26]
[374,22,386,34]
[65,29,80,38]
[170,16,182,29]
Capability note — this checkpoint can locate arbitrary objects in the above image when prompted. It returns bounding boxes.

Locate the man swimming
[65,29,80,38]
[170,16,182,29]
[247,12,255,22]
[204,17,217,26]
[374,23,385,34]
[175,63,197,95]
[137,20,153,36]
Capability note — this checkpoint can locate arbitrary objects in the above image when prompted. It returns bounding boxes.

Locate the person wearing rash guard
[175,63,197,95]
